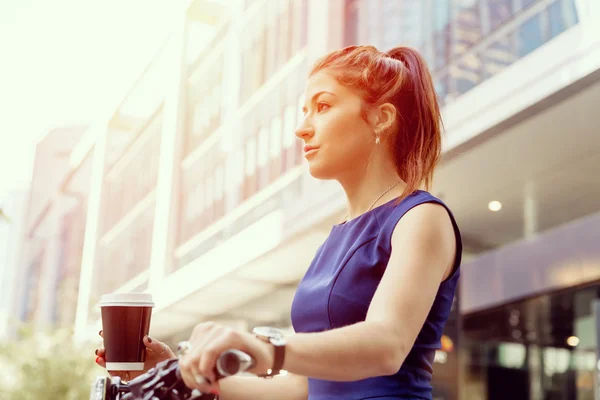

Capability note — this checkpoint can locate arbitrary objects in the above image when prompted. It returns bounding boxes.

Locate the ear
[372,103,397,137]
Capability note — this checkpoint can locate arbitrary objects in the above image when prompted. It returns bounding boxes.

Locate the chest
[290,224,390,332]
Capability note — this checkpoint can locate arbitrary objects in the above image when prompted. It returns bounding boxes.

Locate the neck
[337,152,406,221]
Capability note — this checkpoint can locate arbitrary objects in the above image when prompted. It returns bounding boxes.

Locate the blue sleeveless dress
[290,190,462,400]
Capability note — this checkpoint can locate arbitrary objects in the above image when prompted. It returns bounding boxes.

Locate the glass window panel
[270,116,282,158]
[434,73,449,106]
[453,53,482,95]
[257,127,269,167]
[433,0,451,32]
[482,33,516,79]
[433,0,452,69]
[245,137,257,176]
[215,166,224,201]
[520,0,537,10]
[487,0,514,30]
[517,13,544,58]
[454,0,483,57]
[344,0,360,46]
[548,0,579,39]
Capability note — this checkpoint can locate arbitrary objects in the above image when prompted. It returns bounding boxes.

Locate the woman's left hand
[178,321,275,394]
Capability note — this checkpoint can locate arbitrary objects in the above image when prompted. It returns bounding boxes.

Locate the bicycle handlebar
[90,349,255,400]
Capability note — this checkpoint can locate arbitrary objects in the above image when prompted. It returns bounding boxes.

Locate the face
[295,70,376,180]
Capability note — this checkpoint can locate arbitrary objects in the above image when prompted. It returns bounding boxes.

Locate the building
[0,190,29,340]
[72,0,600,398]
[6,125,91,338]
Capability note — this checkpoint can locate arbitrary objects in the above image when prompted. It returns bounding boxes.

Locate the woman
[95,45,461,400]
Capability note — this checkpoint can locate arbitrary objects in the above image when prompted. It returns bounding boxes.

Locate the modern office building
[4,125,91,339]
[0,190,29,340]
[69,0,600,398]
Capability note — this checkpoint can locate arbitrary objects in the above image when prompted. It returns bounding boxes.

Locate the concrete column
[148,7,189,290]
[74,123,109,341]
[523,181,538,239]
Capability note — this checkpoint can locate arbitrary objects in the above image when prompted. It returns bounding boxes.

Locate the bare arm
[281,203,456,381]
[219,372,307,400]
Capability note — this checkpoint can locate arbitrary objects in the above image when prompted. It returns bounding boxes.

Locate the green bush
[0,326,106,400]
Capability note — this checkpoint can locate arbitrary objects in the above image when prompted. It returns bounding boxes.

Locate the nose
[295,116,314,141]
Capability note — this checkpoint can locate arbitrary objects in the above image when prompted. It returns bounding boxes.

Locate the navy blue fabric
[290,191,462,400]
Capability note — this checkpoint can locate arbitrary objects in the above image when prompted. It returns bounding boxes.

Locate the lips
[304,145,319,153]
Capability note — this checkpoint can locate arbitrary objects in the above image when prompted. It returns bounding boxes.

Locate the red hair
[310,45,442,200]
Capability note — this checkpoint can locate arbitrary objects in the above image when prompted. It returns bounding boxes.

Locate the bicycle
[90,349,254,400]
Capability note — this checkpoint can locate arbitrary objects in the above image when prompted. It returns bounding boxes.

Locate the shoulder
[376,191,459,249]
[389,195,459,280]
[390,201,454,247]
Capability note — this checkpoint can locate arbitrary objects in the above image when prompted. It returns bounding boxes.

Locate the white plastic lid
[98,292,154,307]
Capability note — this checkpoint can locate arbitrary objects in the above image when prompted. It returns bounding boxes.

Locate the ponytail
[386,47,442,200]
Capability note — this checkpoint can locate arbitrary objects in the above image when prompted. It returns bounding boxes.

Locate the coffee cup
[99,292,154,371]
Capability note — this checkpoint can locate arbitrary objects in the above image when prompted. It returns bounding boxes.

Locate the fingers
[198,334,230,385]
[143,335,175,358]
[95,355,106,368]
[179,356,212,393]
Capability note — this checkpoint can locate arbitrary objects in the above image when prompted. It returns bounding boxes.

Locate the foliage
[0,325,106,400]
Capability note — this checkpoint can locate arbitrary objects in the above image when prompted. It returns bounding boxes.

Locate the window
[215,166,224,202]
[454,0,483,56]
[283,105,296,150]
[481,33,516,79]
[270,116,282,159]
[257,127,269,169]
[245,137,257,176]
[344,0,360,46]
[517,14,544,58]
[548,0,579,39]
[487,0,514,30]
[462,287,600,400]
[432,0,452,69]
[454,53,483,95]
[519,0,537,10]
[381,0,403,50]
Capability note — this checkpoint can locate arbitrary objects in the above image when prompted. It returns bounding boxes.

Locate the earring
[375,135,380,145]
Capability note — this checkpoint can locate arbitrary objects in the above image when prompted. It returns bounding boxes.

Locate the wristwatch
[252,326,287,378]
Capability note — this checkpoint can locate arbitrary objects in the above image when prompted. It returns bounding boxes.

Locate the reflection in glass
[548,0,579,40]
[453,52,482,95]
[481,34,516,79]
[487,0,514,30]
[454,0,483,57]
[433,0,452,69]
[463,286,599,399]
[517,14,544,58]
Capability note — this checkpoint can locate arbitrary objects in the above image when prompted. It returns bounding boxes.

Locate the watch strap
[258,339,285,378]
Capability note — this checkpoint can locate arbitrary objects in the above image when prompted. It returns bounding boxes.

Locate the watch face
[253,326,284,339]
[271,336,287,346]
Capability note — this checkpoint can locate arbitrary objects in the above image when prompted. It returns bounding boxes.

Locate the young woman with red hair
[96,45,462,400]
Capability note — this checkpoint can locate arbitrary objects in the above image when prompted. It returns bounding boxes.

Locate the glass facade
[462,285,599,399]
[344,0,580,106]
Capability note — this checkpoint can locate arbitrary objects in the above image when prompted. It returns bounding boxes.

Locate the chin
[307,162,338,180]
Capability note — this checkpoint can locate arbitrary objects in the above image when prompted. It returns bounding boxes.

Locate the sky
[0,0,185,201]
